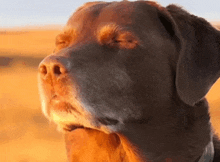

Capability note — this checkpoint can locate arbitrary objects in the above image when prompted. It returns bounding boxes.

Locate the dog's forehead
[66,2,109,27]
[66,1,159,32]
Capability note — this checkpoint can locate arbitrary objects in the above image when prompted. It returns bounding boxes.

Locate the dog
[38,0,220,161]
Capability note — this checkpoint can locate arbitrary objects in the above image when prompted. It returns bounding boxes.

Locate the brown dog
[38,1,220,161]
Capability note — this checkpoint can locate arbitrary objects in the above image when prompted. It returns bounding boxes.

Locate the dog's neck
[119,100,214,162]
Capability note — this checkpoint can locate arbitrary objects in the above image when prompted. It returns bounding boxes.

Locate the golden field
[0,28,68,162]
[0,23,220,162]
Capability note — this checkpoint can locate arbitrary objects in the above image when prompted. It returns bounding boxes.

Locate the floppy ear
[165,5,220,106]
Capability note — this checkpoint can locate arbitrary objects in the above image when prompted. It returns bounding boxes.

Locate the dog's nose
[38,55,71,79]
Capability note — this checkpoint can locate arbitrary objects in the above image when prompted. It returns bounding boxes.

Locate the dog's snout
[38,56,71,79]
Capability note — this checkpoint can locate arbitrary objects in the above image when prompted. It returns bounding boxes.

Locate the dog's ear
[161,5,220,106]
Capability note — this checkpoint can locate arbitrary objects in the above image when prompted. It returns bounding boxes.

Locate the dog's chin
[45,99,112,134]
[48,106,93,132]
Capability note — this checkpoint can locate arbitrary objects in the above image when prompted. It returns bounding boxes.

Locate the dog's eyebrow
[97,24,128,44]
[97,24,139,49]
[97,24,121,37]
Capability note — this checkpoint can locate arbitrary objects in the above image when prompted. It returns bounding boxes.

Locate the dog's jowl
[38,1,220,162]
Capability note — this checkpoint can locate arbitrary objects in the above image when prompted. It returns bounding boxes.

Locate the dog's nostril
[53,65,67,75]
[39,65,47,75]
[53,65,62,75]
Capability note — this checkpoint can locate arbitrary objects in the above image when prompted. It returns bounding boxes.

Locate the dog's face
[38,1,220,161]
[38,1,177,133]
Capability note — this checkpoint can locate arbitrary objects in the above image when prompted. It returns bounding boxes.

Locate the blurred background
[0,0,220,162]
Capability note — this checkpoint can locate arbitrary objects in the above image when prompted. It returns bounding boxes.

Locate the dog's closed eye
[55,33,72,50]
[97,24,139,49]
[54,27,78,52]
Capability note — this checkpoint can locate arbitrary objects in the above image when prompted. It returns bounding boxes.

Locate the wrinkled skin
[38,1,220,162]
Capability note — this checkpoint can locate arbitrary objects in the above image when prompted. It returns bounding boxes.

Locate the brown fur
[38,1,220,161]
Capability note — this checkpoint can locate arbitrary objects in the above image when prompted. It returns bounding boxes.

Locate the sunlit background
[0,0,220,162]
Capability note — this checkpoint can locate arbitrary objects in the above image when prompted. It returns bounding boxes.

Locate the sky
[1,0,220,28]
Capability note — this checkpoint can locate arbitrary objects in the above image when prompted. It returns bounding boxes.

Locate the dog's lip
[49,95,81,114]
[49,94,60,104]
[97,117,119,126]
[50,94,60,101]
[49,95,119,133]
[64,124,85,132]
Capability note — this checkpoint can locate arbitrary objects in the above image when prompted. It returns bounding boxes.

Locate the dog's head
[38,1,220,161]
